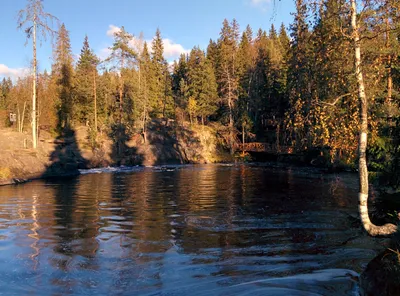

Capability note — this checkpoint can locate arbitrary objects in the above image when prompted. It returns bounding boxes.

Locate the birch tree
[17,0,57,148]
[350,0,397,236]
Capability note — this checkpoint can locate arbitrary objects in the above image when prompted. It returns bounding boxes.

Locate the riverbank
[0,121,232,185]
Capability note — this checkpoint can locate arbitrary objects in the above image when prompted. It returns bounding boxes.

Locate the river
[0,164,382,295]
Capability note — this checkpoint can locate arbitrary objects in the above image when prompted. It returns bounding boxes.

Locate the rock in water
[360,246,400,296]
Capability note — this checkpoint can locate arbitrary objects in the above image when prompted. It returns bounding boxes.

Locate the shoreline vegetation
[2,0,400,293]
[0,121,234,186]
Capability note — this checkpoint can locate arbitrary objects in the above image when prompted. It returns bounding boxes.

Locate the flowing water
[0,164,383,295]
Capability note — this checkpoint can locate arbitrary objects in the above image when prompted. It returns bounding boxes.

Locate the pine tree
[107,26,137,124]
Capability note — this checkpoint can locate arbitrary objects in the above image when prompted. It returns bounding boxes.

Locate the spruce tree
[150,28,172,119]
[138,42,152,142]
[75,35,99,129]
[187,47,218,124]
[286,0,314,149]
[0,78,12,110]
[52,23,74,130]
[172,53,189,118]
[217,18,240,153]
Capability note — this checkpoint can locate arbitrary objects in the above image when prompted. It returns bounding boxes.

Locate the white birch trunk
[351,0,397,236]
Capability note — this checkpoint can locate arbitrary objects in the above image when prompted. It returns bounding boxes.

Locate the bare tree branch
[316,92,355,107]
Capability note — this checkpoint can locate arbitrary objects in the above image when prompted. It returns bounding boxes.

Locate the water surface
[0,164,381,295]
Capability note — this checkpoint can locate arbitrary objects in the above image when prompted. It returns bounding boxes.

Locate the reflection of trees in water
[328,175,354,208]
[129,171,151,256]
[0,166,382,294]
[28,192,40,270]
[52,178,79,259]
[7,184,58,271]
[50,175,108,273]
[71,174,106,259]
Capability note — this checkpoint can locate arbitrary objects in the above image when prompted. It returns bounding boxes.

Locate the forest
[0,0,399,188]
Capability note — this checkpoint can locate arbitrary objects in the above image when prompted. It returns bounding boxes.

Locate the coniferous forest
[0,0,400,189]
[2,1,400,293]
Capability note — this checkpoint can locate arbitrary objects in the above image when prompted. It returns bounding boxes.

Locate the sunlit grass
[388,248,400,264]
[0,167,11,179]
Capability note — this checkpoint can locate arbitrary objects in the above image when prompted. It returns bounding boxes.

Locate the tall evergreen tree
[286,0,314,149]
[172,53,189,118]
[217,18,240,153]
[187,47,218,124]
[0,78,13,110]
[150,28,172,119]
[75,35,100,129]
[138,42,152,142]
[52,23,74,130]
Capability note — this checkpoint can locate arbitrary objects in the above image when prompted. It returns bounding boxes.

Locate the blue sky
[0,0,295,79]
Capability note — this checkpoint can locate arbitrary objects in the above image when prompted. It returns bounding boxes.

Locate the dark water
[0,164,382,295]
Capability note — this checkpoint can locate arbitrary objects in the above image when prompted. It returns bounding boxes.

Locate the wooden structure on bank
[237,142,293,154]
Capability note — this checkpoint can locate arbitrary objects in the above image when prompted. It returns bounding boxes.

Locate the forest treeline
[0,0,399,184]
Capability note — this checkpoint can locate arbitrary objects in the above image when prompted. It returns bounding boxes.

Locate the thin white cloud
[251,0,270,4]
[98,47,112,60]
[0,64,29,79]
[248,0,271,11]
[162,38,190,59]
[106,24,121,37]
[103,25,189,61]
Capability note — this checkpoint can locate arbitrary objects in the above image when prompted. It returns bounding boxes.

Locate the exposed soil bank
[0,121,232,185]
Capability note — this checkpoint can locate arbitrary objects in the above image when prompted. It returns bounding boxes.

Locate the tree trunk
[119,58,124,125]
[93,69,98,133]
[21,101,26,133]
[32,15,38,149]
[227,69,235,155]
[17,107,21,133]
[385,18,392,114]
[351,0,397,236]
[242,123,245,156]
[142,106,147,144]
[276,123,280,152]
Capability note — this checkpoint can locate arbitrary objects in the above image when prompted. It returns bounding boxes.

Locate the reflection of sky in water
[0,164,382,295]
